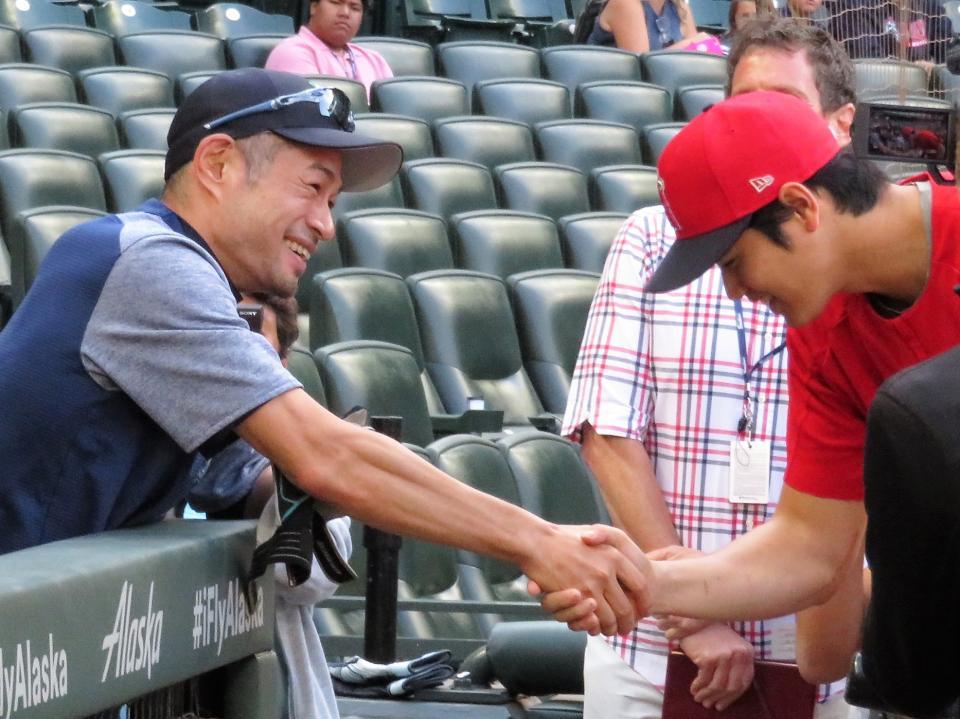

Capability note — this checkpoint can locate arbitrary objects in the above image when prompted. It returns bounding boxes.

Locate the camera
[853,101,955,177]
[237,302,263,333]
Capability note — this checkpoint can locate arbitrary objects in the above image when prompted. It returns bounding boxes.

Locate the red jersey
[786,182,960,500]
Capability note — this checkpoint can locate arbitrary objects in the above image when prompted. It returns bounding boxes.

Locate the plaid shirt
[563,207,841,698]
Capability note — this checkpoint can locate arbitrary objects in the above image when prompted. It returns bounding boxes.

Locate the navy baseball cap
[165,68,402,191]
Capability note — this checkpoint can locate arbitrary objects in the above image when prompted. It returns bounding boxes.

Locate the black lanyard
[734,300,786,437]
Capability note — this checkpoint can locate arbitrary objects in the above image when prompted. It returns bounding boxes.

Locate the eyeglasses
[654,16,673,48]
[203,87,356,133]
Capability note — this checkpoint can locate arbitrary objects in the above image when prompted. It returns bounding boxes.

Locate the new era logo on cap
[749,175,774,192]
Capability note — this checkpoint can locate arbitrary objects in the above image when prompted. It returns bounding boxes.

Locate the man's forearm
[649,486,867,620]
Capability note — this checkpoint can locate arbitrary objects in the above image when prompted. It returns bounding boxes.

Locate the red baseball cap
[646,91,841,293]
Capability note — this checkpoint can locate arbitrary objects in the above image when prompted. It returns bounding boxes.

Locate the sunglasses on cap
[203,86,356,133]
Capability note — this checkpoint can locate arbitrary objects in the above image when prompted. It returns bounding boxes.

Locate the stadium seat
[407,269,548,426]
[935,64,960,107]
[473,78,570,125]
[295,236,342,313]
[433,116,535,170]
[642,121,686,164]
[353,113,434,162]
[541,46,642,109]
[226,34,288,69]
[448,209,563,279]
[0,63,76,112]
[177,70,222,102]
[557,211,627,273]
[401,158,497,220]
[315,339,437,447]
[118,30,227,86]
[486,0,571,46]
[353,36,436,76]
[195,3,294,38]
[437,41,540,94]
[576,80,673,134]
[675,83,724,120]
[331,175,405,221]
[0,0,84,29]
[97,149,165,212]
[688,0,728,28]
[8,206,105,305]
[498,430,607,523]
[336,208,453,278]
[495,161,589,220]
[309,267,449,415]
[92,0,192,36]
[401,0,516,44]
[371,76,469,123]
[118,108,176,151]
[20,26,116,75]
[0,111,7,149]
[640,49,726,99]
[535,119,642,176]
[506,269,599,414]
[9,102,120,159]
[79,67,175,117]
[306,75,369,112]
[854,58,930,99]
[285,345,327,406]
[590,163,658,213]
[0,24,19,63]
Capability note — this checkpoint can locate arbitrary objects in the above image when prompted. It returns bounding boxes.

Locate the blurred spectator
[780,0,827,23]
[266,0,392,97]
[828,0,951,64]
[583,0,721,52]
[720,0,775,50]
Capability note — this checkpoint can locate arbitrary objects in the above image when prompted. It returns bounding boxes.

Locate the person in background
[779,0,825,23]
[560,17,857,719]
[265,0,392,98]
[720,0,774,51]
[584,0,720,52]
[828,0,951,65]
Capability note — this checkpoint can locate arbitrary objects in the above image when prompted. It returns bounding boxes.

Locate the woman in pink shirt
[266,0,393,98]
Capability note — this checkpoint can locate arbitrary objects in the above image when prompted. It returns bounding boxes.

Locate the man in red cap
[547,89,960,694]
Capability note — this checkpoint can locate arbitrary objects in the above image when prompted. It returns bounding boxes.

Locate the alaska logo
[749,175,774,193]
[0,635,68,719]
[101,581,164,683]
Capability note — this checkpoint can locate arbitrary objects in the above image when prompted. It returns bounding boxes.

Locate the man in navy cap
[0,68,648,637]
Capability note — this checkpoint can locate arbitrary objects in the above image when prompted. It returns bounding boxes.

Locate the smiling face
[219,139,342,298]
[308,0,364,50]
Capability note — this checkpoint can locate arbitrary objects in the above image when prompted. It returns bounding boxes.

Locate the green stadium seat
[0,63,76,112]
[9,102,120,159]
[92,0,192,36]
[306,75,369,112]
[353,36,436,76]
[336,208,453,279]
[487,0,571,46]
[589,163,658,213]
[641,120,686,165]
[330,174,405,222]
[675,82,723,120]
[433,115,535,170]
[535,118,642,176]
[195,3,294,38]
[371,76,469,123]
[177,70,222,102]
[401,158,497,220]
[402,0,516,44]
[79,66,175,117]
[541,45,641,110]
[0,0,85,29]
[473,77,570,125]
[437,41,540,94]
[294,235,342,312]
[0,24,19,63]
[449,209,562,280]
[8,206,106,305]
[853,58,930,100]
[98,149,165,212]
[576,80,672,134]
[21,26,115,75]
[226,34,287,68]
[353,112,434,162]
[640,48,726,100]
[118,30,227,86]
[557,211,626,273]
[495,161,589,221]
[118,108,176,151]
[285,346,327,406]
[407,268,548,426]
[506,270,600,415]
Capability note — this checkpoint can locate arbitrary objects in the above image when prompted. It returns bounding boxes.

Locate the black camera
[853,101,955,177]
[237,302,263,333]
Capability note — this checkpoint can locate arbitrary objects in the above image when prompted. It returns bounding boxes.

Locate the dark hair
[573,0,606,43]
[250,292,300,359]
[726,16,856,113]
[748,150,888,246]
